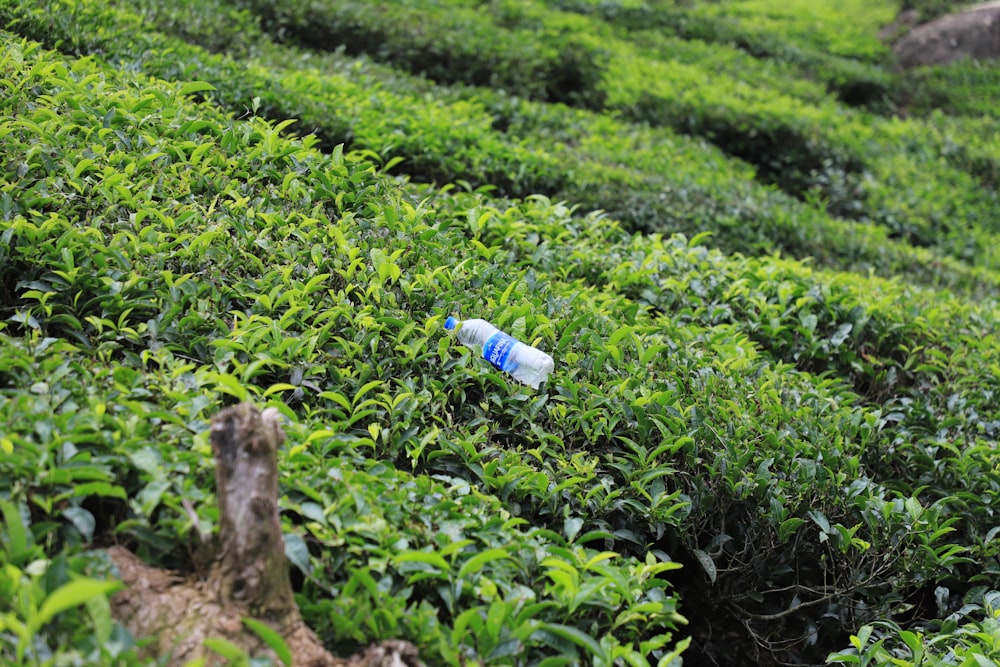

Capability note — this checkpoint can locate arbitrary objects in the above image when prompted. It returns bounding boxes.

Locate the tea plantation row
[0,2,998,667]
[229,0,1000,269]
[3,0,999,301]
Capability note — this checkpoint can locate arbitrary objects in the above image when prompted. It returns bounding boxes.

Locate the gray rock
[892,0,1000,68]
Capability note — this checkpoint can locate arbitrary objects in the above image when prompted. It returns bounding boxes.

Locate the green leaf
[899,630,922,658]
[212,372,251,402]
[830,322,853,346]
[138,478,171,517]
[352,379,384,406]
[61,506,96,543]
[1,500,29,563]
[534,622,603,657]
[487,638,523,660]
[856,624,874,648]
[692,549,717,584]
[318,391,352,412]
[271,118,298,134]
[179,81,217,96]
[534,658,576,667]
[452,607,485,644]
[129,447,162,476]
[904,497,924,521]
[85,591,114,644]
[808,510,831,535]
[778,517,806,542]
[583,551,617,570]
[688,231,714,247]
[396,550,451,572]
[263,382,299,397]
[34,578,120,630]
[458,548,511,578]
[8,310,40,330]
[283,532,311,574]
[73,158,95,178]
[65,481,127,500]
[243,617,293,667]
[297,502,326,525]
[608,325,634,347]
[202,637,249,663]
[499,278,520,307]
[825,650,860,664]
[564,516,584,542]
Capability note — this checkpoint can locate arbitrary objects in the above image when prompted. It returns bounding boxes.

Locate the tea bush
[897,59,1000,120]
[234,0,610,108]
[0,0,571,201]
[691,0,896,61]
[0,37,690,665]
[216,0,1000,273]
[0,0,998,665]
[234,0,876,203]
[6,0,999,289]
[552,0,897,112]
[828,590,1000,666]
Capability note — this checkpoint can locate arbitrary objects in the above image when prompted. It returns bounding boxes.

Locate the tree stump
[107,402,423,667]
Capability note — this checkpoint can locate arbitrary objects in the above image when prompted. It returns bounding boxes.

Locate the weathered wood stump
[107,403,423,667]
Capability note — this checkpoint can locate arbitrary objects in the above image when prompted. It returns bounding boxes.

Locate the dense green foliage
[0,0,997,666]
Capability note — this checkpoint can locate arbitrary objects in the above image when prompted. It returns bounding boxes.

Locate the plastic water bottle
[444,316,554,389]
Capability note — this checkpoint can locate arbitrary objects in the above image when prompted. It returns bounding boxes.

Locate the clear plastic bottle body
[445,317,554,389]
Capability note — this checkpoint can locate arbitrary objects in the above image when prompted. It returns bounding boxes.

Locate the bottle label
[483,332,517,372]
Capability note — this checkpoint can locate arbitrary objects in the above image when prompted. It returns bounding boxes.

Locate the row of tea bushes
[4,0,997,297]
[224,0,1000,271]
[900,60,1000,119]
[12,0,578,200]
[551,0,898,112]
[231,0,874,198]
[686,0,896,61]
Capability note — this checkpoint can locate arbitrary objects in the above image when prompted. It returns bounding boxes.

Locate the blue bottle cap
[444,316,458,330]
